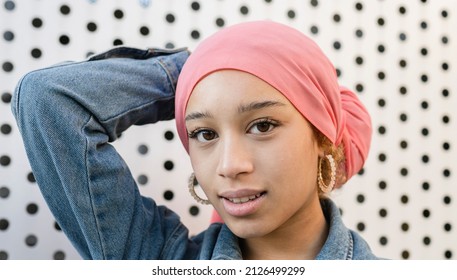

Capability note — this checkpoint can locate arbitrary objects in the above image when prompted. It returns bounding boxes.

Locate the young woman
[12,21,378,259]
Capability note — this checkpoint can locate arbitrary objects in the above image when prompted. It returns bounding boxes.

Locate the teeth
[228,193,263,204]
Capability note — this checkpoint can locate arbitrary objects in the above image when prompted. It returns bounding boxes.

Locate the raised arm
[11,47,192,259]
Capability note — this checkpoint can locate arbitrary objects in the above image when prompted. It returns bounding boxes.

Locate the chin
[225,219,271,239]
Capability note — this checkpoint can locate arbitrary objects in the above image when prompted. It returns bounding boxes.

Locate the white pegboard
[0,0,456,260]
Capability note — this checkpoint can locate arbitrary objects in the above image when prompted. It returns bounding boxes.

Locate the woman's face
[185,70,323,239]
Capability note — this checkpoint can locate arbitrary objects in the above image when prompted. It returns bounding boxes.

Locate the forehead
[186,70,291,112]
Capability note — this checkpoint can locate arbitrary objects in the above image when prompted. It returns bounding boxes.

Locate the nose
[216,134,254,179]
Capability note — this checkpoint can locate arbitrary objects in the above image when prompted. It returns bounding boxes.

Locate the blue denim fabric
[12,47,378,260]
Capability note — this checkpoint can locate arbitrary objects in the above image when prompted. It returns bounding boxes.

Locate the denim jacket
[12,47,378,260]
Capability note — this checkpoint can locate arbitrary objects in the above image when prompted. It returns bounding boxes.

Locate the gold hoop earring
[188,173,211,205]
[318,154,336,194]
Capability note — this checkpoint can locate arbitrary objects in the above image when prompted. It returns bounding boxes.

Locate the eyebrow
[185,100,286,122]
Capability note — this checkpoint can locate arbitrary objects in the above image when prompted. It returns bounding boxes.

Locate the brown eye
[200,130,216,141]
[256,122,271,133]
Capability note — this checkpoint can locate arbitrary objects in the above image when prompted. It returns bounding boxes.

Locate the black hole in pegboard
[87,22,97,32]
[265,0,272,3]
[443,195,451,205]
[163,190,174,201]
[379,208,387,218]
[164,131,174,141]
[0,251,8,260]
[357,168,364,176]
[422,181,430,191]
[420,21,428,29]
[138,144,149,155]
[399,32,407,41]
[443,169,451,178]
[355,83,364,93]
[59,35,70,45]
[165,13,175,23]
[399,86,407,95]
[401,250,410,259]
[399,59,407,68]
[333,13,341,23]
[215,17,225,27]
[0,219,9,230]
[356,222,365,232]
[442,62,449,71]
[287,10,296,19]
[423,236,431,246]
[0,155,11,166]
[444,250,452,259]
[31,48,42,59]
[3,30,14,41]
[355,2,363,11]
[54,221,62,231]
[379,236,388,246]
[378,180,387,190]
[25,234,38,247]
[377,44,385,53]
[60,4,71,15]
[2,61,14,72]
[1,124,12,135]
[399,6,406,14]
[32,17,43,28]
[191,1,200,11]
[420,47,428,56]
[26,203,39,215]
[137,174,148,185]
[441,10,448,18]
[27,172,36,183]
[335,68,342,77]
[239,5,249,15]
[421,154,430,164]
[442,88,449,98]
[355,56,363,65]
[443,142,450,151]
[422,209,431,218]
[444,223,452,232]
[378,153,387,162]
[400,195,409,204]
[1,92,11,103]
[4,0,15,11]
[400,167,408,177]
[377,98,386,107]
[163,160,174,171]
[400,140,408,149]
[0,186,10,198]
[377,17,385,26]
[399,113,407,122]
[114,9,124,19]
[401,222,409,232]
[377,125,386,135]
[441,36,449,45]
[356,194,365,203]
[140,26,150,36]
[189,205,200,216]
[310,0,319,7]
[165,42,175,49]
[355,29,363,38]
[113,39,123,46]
[53,251,66,260]
[333,41,341,50]
[421,127,429,136]
[310,25,318,34]
[190,30,200,40]
[421,100,429,109]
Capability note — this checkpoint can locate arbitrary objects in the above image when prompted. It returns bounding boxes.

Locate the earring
[188,173,211,205]
[318,154,336,194]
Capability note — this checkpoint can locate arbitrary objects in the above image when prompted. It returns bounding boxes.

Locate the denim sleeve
[11,47,193,259]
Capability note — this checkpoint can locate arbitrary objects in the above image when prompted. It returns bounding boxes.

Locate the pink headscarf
[175,20,372,187]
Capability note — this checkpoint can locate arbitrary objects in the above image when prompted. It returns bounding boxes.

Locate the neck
[240,198,328,260]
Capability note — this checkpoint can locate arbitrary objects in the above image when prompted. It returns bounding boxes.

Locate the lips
[219,190,266,217]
